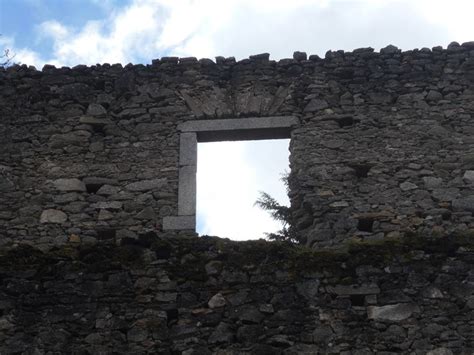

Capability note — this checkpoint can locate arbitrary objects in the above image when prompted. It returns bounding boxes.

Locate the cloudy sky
[1,0,473,240]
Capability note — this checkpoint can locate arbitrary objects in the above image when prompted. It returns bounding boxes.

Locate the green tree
[254,173,297,243]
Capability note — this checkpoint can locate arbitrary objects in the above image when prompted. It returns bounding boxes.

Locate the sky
[1,0,473,240]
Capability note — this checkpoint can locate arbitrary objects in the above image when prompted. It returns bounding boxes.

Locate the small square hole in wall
[85,183,104,194]
[357,218,374,232]
[196,139,290,241]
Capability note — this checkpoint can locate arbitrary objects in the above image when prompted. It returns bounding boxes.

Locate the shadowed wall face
[1,44,474,250]
[1,236,473,354]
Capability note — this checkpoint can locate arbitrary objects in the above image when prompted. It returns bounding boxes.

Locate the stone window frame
[163,116,299,231]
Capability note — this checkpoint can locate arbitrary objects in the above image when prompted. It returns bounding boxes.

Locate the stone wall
[291,43,474,248]
[0,234,473,354]
[1,43,474,249]
[1,43,474,354]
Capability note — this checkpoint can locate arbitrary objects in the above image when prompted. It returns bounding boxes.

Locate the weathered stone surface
[322,139,344,149]
[127,326,148,342]
[53,178,86,192]
[304,99,328,112]
[329,201,349,208]
[432,188,459,201]
[422,286,443,299]
[326,284,380,295]
[293,51,307,61]
[79,116,112,127]
[426,90,443,101]
[205,261,222,276]
[125,179,167,192]
[0,317,13,331]
[466,296,474,309]
[86,103,107,117]
[249,53,269,61]
[463,170,474,183]
[163,216,195,230]
[135,207,155,220]
[259,304,274,314]
[296,279,320,299]
[312,325,334,343]
[367,303,419,322]
[426,348,454,355]
[236,324,261,343]
[380,44,399,54]
[238,305,264,324]
[53,192,82,203]
[91,201,123,210]
[40,209,67,224]
[208,322,233,344]
[0,176,14,192]
[400,181,418,191]
[0,235,472,353]
[208,293,226,309]
[423,176,442,188]
[49,131,91,148]
[96,184,119,195]
[452,196,474,212]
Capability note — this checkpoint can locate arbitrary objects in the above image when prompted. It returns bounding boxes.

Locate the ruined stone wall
[292,43,474,248]
[1,43,474,354]
[1,42,474,249]
[0,235,473,354]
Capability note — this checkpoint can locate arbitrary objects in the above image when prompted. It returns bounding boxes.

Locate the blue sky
[2,0,473,69]
[1,0,126,60]
[1,0,473,240]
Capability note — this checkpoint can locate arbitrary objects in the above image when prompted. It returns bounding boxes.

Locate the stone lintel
[178,116,298,142]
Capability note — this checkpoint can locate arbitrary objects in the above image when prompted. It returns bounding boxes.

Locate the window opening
[197,139,290,241]
[162,116,298,233]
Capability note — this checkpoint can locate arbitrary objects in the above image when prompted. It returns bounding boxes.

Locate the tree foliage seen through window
[254,172,297,243]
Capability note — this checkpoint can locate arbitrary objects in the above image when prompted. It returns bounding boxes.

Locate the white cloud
[30,1,168,66]
[197,140,290,241]
[7,0,474,68]
[14,48,43,67]
[39,20,69,40]
[0,35,42,67]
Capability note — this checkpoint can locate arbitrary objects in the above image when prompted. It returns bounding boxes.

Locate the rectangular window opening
[196,139,290,241]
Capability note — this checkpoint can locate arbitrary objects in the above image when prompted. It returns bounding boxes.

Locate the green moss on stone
[0,232,472,277]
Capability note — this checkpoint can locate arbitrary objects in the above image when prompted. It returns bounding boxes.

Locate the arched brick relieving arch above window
[162,116,299,231]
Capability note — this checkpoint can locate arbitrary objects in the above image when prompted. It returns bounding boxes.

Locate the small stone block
[249,53,270,61]
[293,51,307,61]
[163,216,195,230]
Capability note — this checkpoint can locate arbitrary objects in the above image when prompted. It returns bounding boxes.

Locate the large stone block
[452,196,474,212]
[367,303,420,322]
[125,179,167,192]
[40,209,67,224]
[53,179,86,192]
[162,216,195,230]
